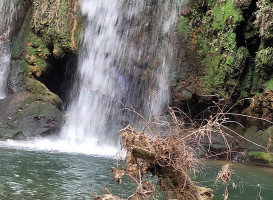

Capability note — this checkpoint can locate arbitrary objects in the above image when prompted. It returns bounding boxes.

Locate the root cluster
[110,125,213,200]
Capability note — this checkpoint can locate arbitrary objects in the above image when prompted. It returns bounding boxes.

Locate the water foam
[0,138,120,157]
[0,0,17,99]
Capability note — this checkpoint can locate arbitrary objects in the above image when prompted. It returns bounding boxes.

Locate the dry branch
[118,125,213,200]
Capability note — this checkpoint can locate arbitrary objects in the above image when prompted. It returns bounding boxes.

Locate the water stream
[59,0,185,154]
[0,0,17,99]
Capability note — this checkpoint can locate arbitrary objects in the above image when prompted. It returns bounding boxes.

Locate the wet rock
[244,126,273,152]
[0,129,25,140]
[0,91,31,125]
[7,60,24,93]
[0,92,63,139]
[247,151,273,167]
[180,90,193,100]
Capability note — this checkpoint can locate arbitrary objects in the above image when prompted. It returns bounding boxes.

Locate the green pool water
[197,160,273,200]
[0,147,272,199]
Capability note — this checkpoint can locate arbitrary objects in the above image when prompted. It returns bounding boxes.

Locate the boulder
[247,151,273,167]
[0,92,63,139]
[244,126,273,152]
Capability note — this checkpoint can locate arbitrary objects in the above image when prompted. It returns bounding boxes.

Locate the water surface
[0,147,272,199]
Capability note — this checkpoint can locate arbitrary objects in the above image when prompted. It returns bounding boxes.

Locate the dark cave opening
[236,0,261,57]
[38,54,78,108]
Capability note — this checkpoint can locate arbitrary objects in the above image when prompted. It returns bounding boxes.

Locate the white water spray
[59,0,185,154]
[0,0,17,99]
[1,0,186,157]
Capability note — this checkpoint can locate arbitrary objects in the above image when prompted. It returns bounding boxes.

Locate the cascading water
[59,0,185,154]
[0,0,17,99]
[1,0,186,156]
[60,0,126,148]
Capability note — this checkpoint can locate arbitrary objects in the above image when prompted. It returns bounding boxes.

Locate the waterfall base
[0,137,119,157]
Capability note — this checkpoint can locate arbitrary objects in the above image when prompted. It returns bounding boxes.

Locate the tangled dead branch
[93,100,270,200]
[214,163,232,185]
[214,163,233,200]
[115,125,213,200]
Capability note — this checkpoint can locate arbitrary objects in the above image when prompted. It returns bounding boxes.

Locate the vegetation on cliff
[175,0,273,160]
[177,0,273,117]
[1,0,83,139]
[10,0,82,99]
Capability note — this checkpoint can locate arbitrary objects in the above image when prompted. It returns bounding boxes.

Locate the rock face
[166,0,273,166]
[244,126,273,152]
[8,0,82,94]
[175,0,273,120]
[0,0,82,140]
[172,0,273,156]
[0,92,63,139]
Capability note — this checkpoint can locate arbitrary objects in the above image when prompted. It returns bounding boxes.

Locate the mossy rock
[11,102,63,138]
[248,151,273,167]
[25,78,62,108]
[9,0,82,106]
[14,102,63,122]
[244,126,273,152]
[0,129,25,140]
[0,92,63,139]
[31,0,82,57]
[255,47,273,69]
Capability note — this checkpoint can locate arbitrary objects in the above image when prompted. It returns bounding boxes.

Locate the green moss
[60,0,67,16]
[237,46,249,60]
[189,0,245,97]
[178,16,191,40]
[25,78,62,107]
[203,55,227,95]
[212,0,243,31]
[240,65,252,98]
[265,79,273,91]
[212,6,224,30]
[11,6,51,76]
[255,48,273,68]
[249,151,273,164]
[222,0,243,24]
[30,0,77,57]
[226,55,234,65]
[24,32,52,76]
[11,7,33,57]
[21,60,30,71]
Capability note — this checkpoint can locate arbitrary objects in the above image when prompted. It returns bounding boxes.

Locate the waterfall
[0,0,17,99]
[60,0,185,153]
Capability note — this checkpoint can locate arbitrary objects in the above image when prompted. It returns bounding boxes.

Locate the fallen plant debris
[93,124,213,200]
[92,187,120,200]
[214,163,234,200]
[92,102,269,200]
[214,163,233,185]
